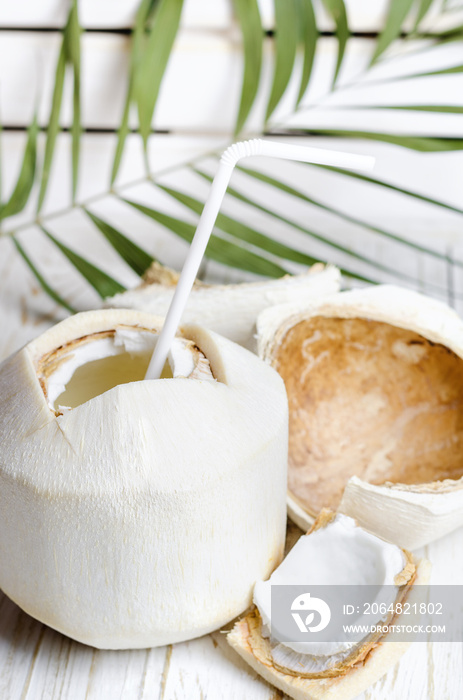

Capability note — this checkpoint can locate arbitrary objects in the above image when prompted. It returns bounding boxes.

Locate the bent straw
[145,139,375,380]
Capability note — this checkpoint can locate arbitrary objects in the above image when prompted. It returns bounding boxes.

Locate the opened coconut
[257,285,463,550]
[106,262,341,350]
[0,308,288,649]
[228,510,431,700]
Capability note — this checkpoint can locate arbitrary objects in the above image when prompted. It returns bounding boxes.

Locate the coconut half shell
[257,285,463,549]
[227,509,431,700]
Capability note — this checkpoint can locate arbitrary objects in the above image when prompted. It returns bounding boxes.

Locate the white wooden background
[1,0,463,698]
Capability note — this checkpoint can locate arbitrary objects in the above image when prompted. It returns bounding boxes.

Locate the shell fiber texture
[257,285,463,549]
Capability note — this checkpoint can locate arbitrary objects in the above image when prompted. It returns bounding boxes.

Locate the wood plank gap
[20,625,46,700]
[157,645,172,700]
[84,648,97,700]
[0,27,452,39]
[137,648,152,700]
[0,126,170,134]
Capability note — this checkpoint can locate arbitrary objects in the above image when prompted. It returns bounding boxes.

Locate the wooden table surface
[0,237,462,700]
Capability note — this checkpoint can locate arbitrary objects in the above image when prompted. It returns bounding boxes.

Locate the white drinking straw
[145,138,375,380]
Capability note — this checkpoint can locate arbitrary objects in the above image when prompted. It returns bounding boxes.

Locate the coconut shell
[0,309,289,648]
[257,285,463,549]
[105,263,341,350]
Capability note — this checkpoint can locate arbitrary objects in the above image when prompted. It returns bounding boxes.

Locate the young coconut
[105,262,341,350]
[228,511,431,700]
[0,309,288,649]
[257,285,463,550]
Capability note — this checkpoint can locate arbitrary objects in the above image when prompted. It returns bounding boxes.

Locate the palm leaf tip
[0,116,38,221]
[265,0,298,122]
[40,225,126,299]
[122,196,289,278]
[320,0,348,86]
[85,209,156,277]
[233,0,263,134]
[135,0,184,153]
[370,0,415,65]
[295,0,318,105]
[12,236,76,314]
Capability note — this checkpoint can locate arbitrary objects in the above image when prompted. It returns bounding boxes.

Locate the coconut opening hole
[274,316,463,516]
[37,327,213,414]
[53,350,172,411]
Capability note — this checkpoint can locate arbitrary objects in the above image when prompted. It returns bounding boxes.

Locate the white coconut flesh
[271,314,463,517]
[37,326,215,414]
[253,513,415,678]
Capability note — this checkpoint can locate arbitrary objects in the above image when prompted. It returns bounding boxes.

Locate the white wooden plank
[1,32,463,133]
[0,0,235,31]
[161,636,279,700]
[1,0,462,33]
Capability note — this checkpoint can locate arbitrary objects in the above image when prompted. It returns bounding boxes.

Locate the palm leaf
[329,105,463,113]
[231,164,463,266]
[435,22,463,38]
[0,116,38,221]
[36,44,66,212]
[232,0,263,134]
[85,209,156,276]
[12,236,75,313]
[190,167,375,282]
[111,0,153,184]
[313,163,463,217]
[320,0,349,85]
[5,0,463,312]
[37,1,81,212]
[413,0,435,31]
[193,164,457,288]
[65,0,82,204]
[265,0,299,122]
[156,183,322,267]
[122,197,289,277]
[136,0,184,151]
[370,0,415,64]
[341,63,463,92]
[40,226,126,298]
[283,130,463,151]
[296,0,318,105]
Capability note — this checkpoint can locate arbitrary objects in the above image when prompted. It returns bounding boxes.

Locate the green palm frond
[12,236,76,313]
[123,196,290,277]
[37,0,81,211]
[111,0,153,185]
[112,0,184,181]
[0,116,38,221]
[40,225,126,298]
[136,0,184,152]
[232,0,263,135]
[265,0,299,122]
[320,0,349,85]
[280,131,463,151]
[84,210,156,276]
[2,0,463,312]
[370,0,416,65]
[295,0,318,106]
